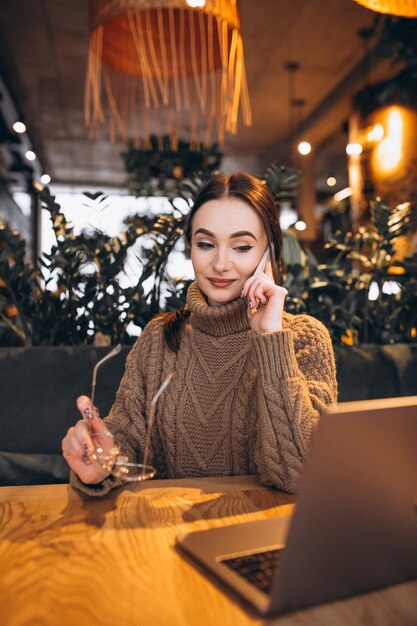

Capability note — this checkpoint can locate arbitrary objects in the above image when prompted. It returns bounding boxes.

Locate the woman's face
[190,197,268,306]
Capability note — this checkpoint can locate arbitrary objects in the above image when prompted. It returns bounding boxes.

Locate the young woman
[62,173,337,496]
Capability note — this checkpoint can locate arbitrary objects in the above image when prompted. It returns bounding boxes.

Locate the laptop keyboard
[221,548,284,594]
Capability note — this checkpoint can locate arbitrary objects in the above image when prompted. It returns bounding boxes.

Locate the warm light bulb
[346,143,363,156]
[326,176,336,187]
[25,150,36,161]
[298,141,312,156]
[294,220,307,231]
[367,124,384,143]
[333,187,352,202]
[186,0,206,6]
[13,121,26,134]
[40,174,51,185]
[375,108,403,173]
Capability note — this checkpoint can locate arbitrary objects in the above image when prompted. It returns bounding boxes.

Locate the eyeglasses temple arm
[142,373,174,471]
[91,344,122,406]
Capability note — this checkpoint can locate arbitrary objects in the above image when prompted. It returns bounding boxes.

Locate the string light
[346,143,363,156]
[298,141,312,156]
[25,150,36,161]
[294,220,307,231]
[327,176,337,187]
[12,121,26,134]
[40,174,51,185]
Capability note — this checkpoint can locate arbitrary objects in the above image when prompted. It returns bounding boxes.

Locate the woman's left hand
[241,261,287,334]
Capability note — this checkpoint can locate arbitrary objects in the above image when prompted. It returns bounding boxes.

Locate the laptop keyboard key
[221,548,284,594]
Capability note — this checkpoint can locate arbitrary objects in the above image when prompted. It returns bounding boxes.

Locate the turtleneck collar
[186,281,250,337]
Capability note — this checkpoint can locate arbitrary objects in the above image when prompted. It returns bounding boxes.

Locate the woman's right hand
[61,396,114,484]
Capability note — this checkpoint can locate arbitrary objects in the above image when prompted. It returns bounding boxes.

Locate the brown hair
[159,173,283,352]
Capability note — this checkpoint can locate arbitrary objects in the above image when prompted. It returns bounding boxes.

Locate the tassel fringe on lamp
[85,0,252,148]
[353,0,417,17]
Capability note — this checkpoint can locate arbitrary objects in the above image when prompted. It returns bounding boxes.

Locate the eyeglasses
[88,345,173,482]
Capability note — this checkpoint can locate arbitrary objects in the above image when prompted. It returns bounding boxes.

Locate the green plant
[1,162,416,348]
[0,224,39,345]
[263,161,302,204]
[0,161,303,346]
[0,189,177,346]
[376,15,417,68]
[299,199,416,345]
[123,136,222,198]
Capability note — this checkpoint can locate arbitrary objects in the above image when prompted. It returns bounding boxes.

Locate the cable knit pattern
[71,282,337,497]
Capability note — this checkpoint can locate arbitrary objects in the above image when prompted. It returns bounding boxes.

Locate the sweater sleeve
[70,319,164,497]
[251,314,337,494]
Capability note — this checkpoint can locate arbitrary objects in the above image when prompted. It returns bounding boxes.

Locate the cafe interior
[0,1,416,624]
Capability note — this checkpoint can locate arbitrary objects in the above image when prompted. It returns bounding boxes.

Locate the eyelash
[195,242,254,253]
[195,242,214,249]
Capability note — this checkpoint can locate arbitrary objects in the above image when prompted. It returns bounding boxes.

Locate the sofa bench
[1,343,416,485]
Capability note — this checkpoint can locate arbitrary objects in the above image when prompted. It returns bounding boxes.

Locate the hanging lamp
[353,0,417,17]
[85,0,252,148]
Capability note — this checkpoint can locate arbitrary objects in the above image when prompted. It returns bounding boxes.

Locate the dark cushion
[0,345,129,455]
[0,451,70,486]
[333,344,417,402]
[1,343,417,486]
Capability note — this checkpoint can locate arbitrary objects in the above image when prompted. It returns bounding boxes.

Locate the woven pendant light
[85,0,252,148]
[353,0,417,17]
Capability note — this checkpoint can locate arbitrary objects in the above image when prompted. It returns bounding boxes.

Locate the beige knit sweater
[71,282,337,496]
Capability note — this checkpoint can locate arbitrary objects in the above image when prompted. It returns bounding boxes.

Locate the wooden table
[0,476,416,626]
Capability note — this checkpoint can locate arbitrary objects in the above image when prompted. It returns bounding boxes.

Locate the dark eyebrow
[194,228,215,237]
[193,228,257,240]
[230,230,257,240]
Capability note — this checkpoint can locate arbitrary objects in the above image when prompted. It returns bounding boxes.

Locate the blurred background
[1,0,417,347]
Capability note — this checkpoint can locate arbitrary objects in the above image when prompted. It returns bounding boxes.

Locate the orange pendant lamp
[85,0,252,148]
[353,0,417,17]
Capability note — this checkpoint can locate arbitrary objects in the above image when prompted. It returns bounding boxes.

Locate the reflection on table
[0,475,416,626]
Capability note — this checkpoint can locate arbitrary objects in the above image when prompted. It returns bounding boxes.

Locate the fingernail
[261,298,266,305]
[83,407,93,420]
[82,443,92,464]
[240,289,245,298]
[248,300,253,309]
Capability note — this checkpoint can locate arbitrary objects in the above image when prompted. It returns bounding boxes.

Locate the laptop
[176,396,417,616]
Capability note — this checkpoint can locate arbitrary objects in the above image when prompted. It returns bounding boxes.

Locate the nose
[212,248,232,273]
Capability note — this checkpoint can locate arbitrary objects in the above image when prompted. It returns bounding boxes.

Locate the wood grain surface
[0,476,416,626]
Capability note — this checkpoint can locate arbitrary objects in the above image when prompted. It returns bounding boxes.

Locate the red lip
[207,278,236,287]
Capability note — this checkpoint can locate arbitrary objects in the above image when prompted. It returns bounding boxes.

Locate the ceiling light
[346,143,363,156]
[326,176,337,187]
[298,141,311,155]
[12,121,26,134]
[85,0,250,146]
[40,174,51,185]
[334,187,352,202]
[25,150,36,161]
[353,0,417,18]
[294,220,307,231]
